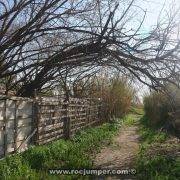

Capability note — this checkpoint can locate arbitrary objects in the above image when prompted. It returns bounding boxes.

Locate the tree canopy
[0,0,180,97]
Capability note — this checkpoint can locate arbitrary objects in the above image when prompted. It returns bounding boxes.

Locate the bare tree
[0,0,179,97]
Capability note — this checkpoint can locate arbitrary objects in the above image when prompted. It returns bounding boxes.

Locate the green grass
[130,106,144,115]
[136,143,180,180]
[0,120,121,180]
[122,108,144,127]
[139,115,168,143]
[137,154,180,180]
[136,115,179,180]
[122,114,138,126]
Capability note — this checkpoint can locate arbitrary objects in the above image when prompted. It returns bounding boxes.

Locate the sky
[123,0,180,101]
[140,0,171,26]
[137,0,180,31]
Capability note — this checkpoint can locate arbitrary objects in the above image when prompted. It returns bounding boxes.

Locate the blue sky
[137,0,180,31]
[121,0,180,100]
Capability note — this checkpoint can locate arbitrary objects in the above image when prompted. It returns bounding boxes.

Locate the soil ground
[92,114,141,180]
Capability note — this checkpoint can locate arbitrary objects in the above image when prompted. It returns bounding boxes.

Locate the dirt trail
[93,115,141,179]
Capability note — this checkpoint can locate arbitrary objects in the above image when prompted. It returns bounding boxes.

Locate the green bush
[100,77,135,119]
[73,74,135,120]
[143,91,170,127]
[143,84,180,129]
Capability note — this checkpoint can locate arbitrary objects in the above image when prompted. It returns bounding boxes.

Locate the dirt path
[93,115,141,179]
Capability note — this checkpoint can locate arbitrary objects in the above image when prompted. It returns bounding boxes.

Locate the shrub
[143,91,170,127]
[71,73,135,120]
[101,77,134,119]
[143,84,180,130]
